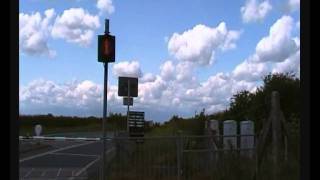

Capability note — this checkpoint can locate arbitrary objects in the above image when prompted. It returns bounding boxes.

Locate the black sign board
[123,97,133,106]
[118,77,138,97]
[128,111,144,137]
[98,34,115,63]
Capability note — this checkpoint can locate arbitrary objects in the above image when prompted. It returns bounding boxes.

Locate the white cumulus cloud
[139,76,167,102]
[179,72,257,113]
[287,0,300,12]
[160,60,175,81]
[296,20,300,31]
[241,0,272,23]
[272,50,300,78]
[51,8,100,46]
[232,58,269,82]
[175,62,196,82]
[141,73,156,83]
[20,79,103,107]
[113,61,142,78]
[19,79,123,116]
[232,16,300,82]
[97,0,115,15]
[255,15,298,63]
[168,23,241,66]
[19,9,57,57]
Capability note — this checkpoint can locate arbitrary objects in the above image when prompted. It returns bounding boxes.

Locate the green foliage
[19,114,101,128]
[261,72,300,121]
[19,113,129,135]
[20,112,157,136]
[209,72,300,133]
[228,90,253,121]
[107,112,127,130]
[150,109,207,136]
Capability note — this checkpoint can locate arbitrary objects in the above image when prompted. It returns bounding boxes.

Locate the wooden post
[176,131,182,180]
[255,91,288,180]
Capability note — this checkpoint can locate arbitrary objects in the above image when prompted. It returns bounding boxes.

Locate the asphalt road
[19,140,114,180]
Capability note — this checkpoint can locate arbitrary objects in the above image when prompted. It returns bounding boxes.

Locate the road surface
[19,140,114,180]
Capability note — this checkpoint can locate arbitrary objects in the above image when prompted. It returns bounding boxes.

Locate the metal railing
[105,134,257,180]
[20,134,258,180]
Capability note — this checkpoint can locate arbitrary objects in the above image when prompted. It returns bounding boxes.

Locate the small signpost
[118,76,139,132]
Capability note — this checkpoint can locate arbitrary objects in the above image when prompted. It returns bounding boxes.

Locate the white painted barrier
[19,136,101,141]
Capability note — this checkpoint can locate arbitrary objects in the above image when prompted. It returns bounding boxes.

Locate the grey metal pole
[102,62,108,180]
[176,132,182,180]
[104,19,109,34]
[102,19,110,180]
[127,79,130,133]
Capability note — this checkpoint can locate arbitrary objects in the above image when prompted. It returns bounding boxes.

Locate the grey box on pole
[240,120,254,157]
[223,120,237,150]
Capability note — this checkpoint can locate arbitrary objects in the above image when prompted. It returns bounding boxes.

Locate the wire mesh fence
[19,135,257,180]
[104,134,257,180]
[20,132,299,180]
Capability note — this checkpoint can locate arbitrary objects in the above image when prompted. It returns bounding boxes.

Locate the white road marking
[24,168,34,178]
[19,136,101,141]
[40,169,47,177]
[57,168,62,177]
[71,169,75,177]
[20,141,97,162]
[68,157,100,180]
[51,152,100,158]
[68,147,115,180]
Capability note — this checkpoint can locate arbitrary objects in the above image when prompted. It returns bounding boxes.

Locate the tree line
[163,72,300,135]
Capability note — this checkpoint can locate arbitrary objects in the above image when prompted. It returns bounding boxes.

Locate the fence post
[176,131,182,180]
[254,135,259,180]
[271,91,283,180]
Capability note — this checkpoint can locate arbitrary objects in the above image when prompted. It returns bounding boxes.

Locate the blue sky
[19,0,300,122]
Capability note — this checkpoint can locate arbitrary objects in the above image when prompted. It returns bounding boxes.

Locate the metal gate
[106,134,256,180]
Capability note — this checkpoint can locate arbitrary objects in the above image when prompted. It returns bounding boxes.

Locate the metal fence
[20,134,257,180]
[105,134,257,180]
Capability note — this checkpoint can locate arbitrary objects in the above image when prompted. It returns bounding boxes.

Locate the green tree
[228,90,253,122]
[209,72,300,133]
[261,72,300,122]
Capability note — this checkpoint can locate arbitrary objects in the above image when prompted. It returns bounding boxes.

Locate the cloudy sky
[19,0,300,122]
